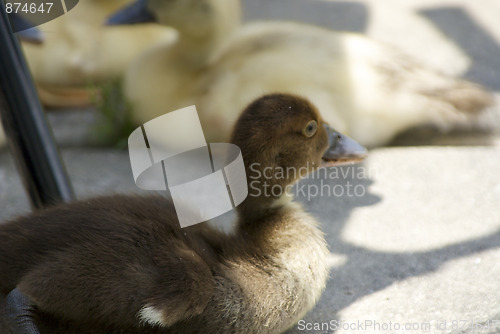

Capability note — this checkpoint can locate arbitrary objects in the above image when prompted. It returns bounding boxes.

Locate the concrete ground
[1,0,500,333]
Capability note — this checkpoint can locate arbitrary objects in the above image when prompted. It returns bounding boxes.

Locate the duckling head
[107,0,240,41]
[231,93,367,213]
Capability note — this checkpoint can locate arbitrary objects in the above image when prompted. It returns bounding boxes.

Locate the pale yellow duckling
[21,0,174,107]
[113,0,241,123]
[198,22,494,147]
[115,0,493,148]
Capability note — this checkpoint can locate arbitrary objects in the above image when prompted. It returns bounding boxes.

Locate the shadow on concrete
[420,7,500,91]
[389,126,500,147]
[287,162,500,333]
[242,0,369,33]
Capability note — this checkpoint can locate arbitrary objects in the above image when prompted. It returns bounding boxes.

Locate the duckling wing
[0,195,216,330]
[16,239,215,330]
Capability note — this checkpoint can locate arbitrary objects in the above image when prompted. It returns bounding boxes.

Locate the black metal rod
[0,7,74,209]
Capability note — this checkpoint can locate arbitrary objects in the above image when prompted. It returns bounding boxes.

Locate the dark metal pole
[0,7,74,208]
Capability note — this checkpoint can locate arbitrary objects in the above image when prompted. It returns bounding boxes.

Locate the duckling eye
[302,120,318,138]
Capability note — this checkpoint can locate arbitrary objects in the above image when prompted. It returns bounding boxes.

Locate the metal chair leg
[0,5,74,209]
[1,6,76,333]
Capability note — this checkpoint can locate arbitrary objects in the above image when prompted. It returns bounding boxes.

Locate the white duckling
[0,94,367,333]
[108,0,241,122]
[112,0,493,148]
[20,0,174,107]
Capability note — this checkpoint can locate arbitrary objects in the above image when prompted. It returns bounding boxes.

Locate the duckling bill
[0,94,366,333]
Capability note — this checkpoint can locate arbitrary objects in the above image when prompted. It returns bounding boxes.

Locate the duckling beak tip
[321,125,367,166]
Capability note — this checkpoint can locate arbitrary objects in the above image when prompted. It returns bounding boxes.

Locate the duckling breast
[195,203,330,334]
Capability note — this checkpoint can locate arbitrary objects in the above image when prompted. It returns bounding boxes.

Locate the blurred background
[1,0,500,333]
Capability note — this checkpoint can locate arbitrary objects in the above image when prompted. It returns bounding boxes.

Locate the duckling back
[195,22,494,147]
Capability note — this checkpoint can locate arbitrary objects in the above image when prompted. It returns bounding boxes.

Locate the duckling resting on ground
[20,0,173,108]
[0,94,367,333]
[110,0,494,148]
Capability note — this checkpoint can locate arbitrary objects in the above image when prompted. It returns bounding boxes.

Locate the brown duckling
[0,94,367,333]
